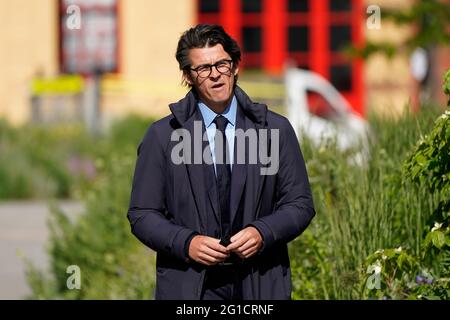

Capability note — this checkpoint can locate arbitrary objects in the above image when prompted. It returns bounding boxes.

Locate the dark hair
[175,24,241,86]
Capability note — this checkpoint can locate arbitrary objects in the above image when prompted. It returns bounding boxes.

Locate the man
[127,24,315,300]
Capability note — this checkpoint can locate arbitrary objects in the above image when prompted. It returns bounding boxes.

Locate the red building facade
[197,0,365,115]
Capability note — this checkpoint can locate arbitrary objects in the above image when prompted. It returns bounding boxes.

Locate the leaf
[423,232,433,249]
[424,295,442,300]
[384,249,396,259]
[431,231,446,249]
[415,154,428,166]
[397,253,406,269]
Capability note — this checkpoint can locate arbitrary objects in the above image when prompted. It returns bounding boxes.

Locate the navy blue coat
[127,86,315,300]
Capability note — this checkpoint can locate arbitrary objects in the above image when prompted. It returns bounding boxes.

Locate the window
[241,0,262,13]
[242,27,262,52]
[241,0,263,68]
[330,0,352,12]
[195,0,364,114]
[199,0,220,13]
[60,0,118,74]
[288,26,309,52]
[307,90,340,120]
[330,25,351,51]
[330,64,352,91]
[288,0,309,12]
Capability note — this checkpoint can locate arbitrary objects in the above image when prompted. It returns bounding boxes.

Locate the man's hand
[188,235,230,266]
[226,227,263,259]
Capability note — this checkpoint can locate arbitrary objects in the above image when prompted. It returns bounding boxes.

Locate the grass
[1,102,446,299]
[290,105,445,299]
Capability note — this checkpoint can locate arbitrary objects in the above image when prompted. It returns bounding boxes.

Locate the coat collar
[169,85,268,127]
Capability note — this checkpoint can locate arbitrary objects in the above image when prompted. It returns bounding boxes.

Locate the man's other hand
[188,235,230,266]
[226,227,263,259]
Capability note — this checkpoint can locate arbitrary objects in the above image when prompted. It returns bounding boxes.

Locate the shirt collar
[198,95,237,128]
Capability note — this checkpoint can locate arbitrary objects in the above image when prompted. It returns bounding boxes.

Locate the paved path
[0,200,83,300]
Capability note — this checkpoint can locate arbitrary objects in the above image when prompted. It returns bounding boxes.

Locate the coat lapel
[181,111,209,232]
[204,140,221,225]
[253,120,269,220]
[229,103,247,226]
[233,86,269,221]
[170,92,211,233]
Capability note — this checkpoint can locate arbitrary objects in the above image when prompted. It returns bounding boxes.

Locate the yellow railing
[31,75,84,95]
[31,74,285,102]
[101,74,285,101]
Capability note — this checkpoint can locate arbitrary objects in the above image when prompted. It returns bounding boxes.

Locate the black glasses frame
[189,59,234,79]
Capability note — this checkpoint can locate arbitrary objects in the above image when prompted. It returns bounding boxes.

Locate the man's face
[185,44,238,111]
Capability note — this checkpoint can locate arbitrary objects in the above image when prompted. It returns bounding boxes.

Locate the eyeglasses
[189,59,233,79]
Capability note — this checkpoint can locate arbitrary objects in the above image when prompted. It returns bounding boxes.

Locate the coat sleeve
[249,119,315,252]
[127,123,197,263]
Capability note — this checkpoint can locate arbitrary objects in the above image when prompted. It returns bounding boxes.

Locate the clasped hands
[188,227,263,266]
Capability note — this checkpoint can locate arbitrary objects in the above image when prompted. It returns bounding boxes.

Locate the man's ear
[233,66,239,76]
[183,71,194,86]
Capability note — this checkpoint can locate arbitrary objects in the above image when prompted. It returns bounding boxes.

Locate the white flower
[394,246,402,253]
[431,222,443,232]
[374,265,382,274]
[382,255,388,260]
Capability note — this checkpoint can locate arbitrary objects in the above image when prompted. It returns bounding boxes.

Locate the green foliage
[361,247,418,299]
[360,224,450,300]
[404,109,450,194]
[290,105,444,299]
[24,115,157,299]
[351,0,450,59]
[107,114,153,149]
[346,42,397,60]
[414,220,450,300]
[358,73,450,300]
[22,105,448,300]
[443,69,450,106]
[15,95,448,300]
[385,0,450,49]
[423,222,450,251]
[289,230,334,300]
[0,121,94,199]
[0,114,153,199]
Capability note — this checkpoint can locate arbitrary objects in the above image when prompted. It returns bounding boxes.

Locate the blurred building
[0,0,448,126]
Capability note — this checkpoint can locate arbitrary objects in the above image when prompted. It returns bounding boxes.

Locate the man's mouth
[211,83,225,89]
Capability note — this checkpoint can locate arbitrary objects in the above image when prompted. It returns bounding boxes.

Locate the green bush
[20,97,448,300]
[357,71,450,300]
[0,121,94,199]
[26,154,156,299]
[25,107,445,300]
[290,105,444,299]
[24,115,157,299]
[0,114,153,200]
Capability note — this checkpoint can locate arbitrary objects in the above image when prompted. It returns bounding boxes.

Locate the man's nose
[209,66,221,79]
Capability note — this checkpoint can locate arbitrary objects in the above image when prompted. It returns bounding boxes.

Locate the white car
[285,67,371,165]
